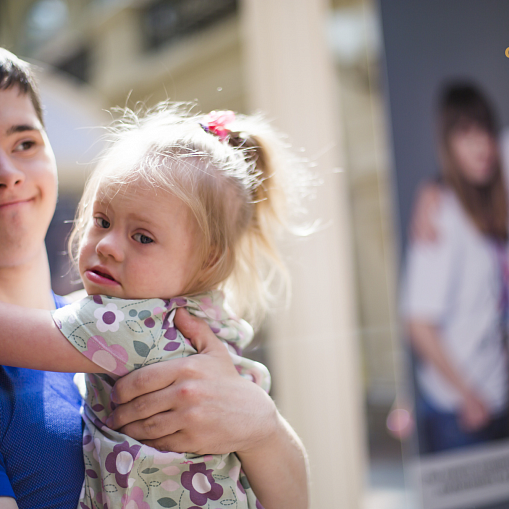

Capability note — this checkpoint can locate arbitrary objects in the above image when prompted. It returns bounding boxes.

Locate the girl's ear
[201,245,222,272]
[195,245,229,290]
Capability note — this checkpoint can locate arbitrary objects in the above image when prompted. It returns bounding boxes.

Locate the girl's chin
[464,170,495,186]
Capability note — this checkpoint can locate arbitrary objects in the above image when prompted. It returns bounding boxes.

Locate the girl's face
[449,124,497,185]
[78,181,203,300]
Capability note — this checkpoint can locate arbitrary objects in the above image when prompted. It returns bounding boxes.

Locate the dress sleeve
[51,295,197,377]
[52,293,272,391]
[0,451,16,499]
[401,196,461,323]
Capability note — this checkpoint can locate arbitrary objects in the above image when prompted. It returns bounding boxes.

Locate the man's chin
[0,236,47,268]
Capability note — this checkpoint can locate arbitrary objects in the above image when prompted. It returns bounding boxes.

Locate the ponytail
[218,117,313,325]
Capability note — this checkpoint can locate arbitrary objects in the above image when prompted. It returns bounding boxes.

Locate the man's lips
[85,268,120,286]
[0,197,35,209]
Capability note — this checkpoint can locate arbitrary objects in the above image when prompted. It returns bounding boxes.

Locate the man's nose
[0,150,25,189]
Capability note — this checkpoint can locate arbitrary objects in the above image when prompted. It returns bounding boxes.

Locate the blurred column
[241,1,365,508]
[89,6,143,101]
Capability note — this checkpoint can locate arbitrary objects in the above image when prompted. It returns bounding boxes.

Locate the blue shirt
[0,294,84,508]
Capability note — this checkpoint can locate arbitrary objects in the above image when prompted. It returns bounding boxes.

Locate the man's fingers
[108,386,176,430]
[174,308,225,354]
[118,410,182,442]
[141,432,197,454]
[112,358,185,404]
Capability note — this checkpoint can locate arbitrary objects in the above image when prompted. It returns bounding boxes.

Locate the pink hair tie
[200,110,236,141]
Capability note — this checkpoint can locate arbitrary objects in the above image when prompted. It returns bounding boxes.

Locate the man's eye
[14,140,35,152]
[94,217,110,229]
[133,233,153,244]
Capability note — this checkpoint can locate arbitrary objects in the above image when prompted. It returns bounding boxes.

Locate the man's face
[0,86,58,268]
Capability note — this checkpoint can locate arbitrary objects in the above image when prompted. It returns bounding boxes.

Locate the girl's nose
[0,150,25,189]
[96,233,124,262]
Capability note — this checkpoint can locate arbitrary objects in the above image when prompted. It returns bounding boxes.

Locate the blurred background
[7,1,504,508]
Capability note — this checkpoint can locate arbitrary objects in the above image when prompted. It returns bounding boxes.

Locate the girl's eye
[14,140,36,152]
[94,217,110,229]
[133,233,154,245]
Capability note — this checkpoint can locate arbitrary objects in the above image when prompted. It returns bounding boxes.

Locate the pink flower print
[83,432,94,452]
[181,463,223,506]
[120,486,150,509]
[164,297,187,310]
[105,441,141,488]
[162,309,180,351]
[236,479,247,502]
[142,446,184,464]
[96,491,111,507]
[199,297,223,321]
[82,336,129,376]
[94,303,124,332]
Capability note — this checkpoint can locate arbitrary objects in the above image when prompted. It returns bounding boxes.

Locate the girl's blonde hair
[69,103,312,324]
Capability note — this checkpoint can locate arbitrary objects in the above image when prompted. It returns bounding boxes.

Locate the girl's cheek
[78,231,95,266]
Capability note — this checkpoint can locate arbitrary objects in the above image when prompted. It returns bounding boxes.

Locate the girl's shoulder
[435,188,470,234]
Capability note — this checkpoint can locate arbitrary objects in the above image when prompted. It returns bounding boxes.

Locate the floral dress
[52,291,269,509]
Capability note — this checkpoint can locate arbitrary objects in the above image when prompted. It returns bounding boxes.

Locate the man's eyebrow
[6,124,41,136]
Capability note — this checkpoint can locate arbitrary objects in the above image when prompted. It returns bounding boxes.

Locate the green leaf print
[134,341,150,357]
[126,320,144,333]
[157,498,177,508]
[142,468,160,474]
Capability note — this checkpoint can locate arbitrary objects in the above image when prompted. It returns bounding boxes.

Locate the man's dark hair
[0,48,44,126]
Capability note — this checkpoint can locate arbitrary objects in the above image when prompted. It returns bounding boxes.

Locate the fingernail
[106,416,114,428]
[110,387,118,403]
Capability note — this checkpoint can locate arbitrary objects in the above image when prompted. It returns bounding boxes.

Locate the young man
[0,48,308,509]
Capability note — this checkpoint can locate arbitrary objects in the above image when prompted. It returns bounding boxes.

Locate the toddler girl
[0,104,309,508]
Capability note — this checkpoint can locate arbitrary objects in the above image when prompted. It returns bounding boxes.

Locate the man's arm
[0,302,107,374]
[107,309,310,509]
[0,498,18,509]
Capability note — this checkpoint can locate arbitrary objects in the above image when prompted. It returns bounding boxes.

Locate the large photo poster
[379,1,509,508]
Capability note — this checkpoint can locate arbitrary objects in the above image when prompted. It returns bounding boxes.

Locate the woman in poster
[402,83,509,454]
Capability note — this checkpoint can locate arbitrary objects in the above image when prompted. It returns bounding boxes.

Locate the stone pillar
[241,1,366,507]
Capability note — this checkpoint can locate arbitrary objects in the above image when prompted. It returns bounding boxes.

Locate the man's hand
[107,308,309,509]
[107,308,277,455]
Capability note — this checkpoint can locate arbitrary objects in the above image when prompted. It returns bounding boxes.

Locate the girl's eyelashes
[94,217,111,229]
[133,233,154,244]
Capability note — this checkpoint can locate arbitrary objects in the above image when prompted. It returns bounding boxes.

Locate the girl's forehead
[93,179,191,217]
[94,177,149,202]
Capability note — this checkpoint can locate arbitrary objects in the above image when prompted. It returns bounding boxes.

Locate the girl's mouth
[85,269,120,287]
